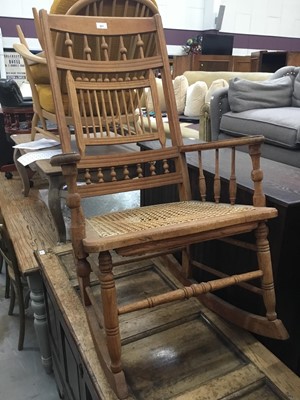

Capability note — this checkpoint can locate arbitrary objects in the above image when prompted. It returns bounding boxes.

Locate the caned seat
[85,202,274,251]
[39,8,288,399]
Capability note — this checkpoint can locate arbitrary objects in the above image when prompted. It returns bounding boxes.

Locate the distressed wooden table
[0,171,59,372]
[36,244,300,399]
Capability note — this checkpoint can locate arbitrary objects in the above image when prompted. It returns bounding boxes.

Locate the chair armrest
[209,87,230,141]
[13,43,47,65]
[50,153,81,167]
[179,135,265,153]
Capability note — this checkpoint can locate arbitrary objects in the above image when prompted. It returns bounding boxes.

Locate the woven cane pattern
[86,201,256,238]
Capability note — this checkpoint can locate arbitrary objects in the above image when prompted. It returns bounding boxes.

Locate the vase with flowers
[182,35,202,55]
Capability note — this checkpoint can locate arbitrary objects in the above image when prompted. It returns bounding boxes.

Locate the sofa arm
[271,65,300,79]
[210,87,230,141]
[198,103,210,141]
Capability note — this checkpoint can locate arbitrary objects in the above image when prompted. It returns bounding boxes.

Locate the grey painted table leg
[47,175,67,242]
[13,148,31,196]
[27,272,52,374]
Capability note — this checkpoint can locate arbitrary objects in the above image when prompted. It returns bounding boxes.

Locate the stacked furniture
[13,0,158,141]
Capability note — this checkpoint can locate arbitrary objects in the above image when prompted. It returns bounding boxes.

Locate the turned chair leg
[255,222,277,321]
[98,251,122,375]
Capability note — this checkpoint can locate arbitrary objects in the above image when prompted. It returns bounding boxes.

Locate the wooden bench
[0,171,59,371]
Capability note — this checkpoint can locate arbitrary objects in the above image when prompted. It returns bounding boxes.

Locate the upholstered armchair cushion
[30,62,50,84]
[205,79,229,105]
[37,84,69,113]
[145,78,166,112]
[184,81,208,117]
[173,75,189,114]
[220,107,300,149]
[50,0,78,14]
[146,75,189,115]
[228,76,293,113]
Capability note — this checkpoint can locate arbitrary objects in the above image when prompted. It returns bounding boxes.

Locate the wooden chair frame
[13,0,159,142]
[40,9,288,399]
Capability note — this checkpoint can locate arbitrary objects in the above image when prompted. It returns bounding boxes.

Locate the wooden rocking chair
[39,9,288,399]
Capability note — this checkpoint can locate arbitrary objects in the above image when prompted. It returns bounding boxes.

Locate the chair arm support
[13,43,47,65]
[180,135,266,206]
[209,87,231,141]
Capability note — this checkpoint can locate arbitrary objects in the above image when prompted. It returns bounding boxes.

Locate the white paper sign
[17,149,62,166]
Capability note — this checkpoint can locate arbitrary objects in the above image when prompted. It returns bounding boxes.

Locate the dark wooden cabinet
[286,51,300,66]
[192,54,234,72]
[43,279,101,400]
[172,54,251,77]
[172,50,300,78]
[251,51,300,72]
[232,55,252,72]
[251,51,287,72]
[172,55,192,77]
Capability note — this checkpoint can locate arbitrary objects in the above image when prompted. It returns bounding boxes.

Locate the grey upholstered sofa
[210,66,300,168]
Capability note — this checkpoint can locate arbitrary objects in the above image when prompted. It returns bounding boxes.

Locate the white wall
[217,0,300,38]
[3,0,300,39]
[2,0,300,54]
[155,0,300,55]
[157,0,206,30]
[1,0,52,18]
[157,0,300,38]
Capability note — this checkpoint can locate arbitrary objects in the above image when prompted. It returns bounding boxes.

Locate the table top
[37,245,300,399]
[12,133,140,176]
[0,172,58,275]
[12,134,300,206]
[140,139,300,207]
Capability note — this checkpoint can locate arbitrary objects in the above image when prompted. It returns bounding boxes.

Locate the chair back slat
[214,149,221,203]
[198,151,206,201]
[229,148,237,205]
[40,9,190,199]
